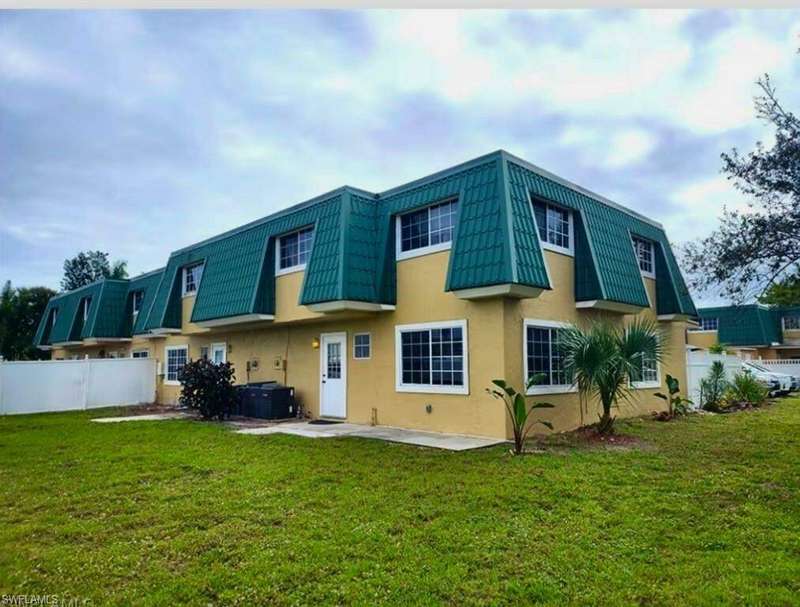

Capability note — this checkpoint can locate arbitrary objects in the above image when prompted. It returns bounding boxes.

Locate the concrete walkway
[236,421,505,451]
[91,412,189,423]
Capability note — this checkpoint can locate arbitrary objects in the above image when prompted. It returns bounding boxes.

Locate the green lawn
[1,401,799,606]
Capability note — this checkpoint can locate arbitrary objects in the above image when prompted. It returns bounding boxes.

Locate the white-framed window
[395,199,458,261]
[132,291,144,320]
[783,315,800,330]
[630,348,660,389]
[690,317,719,332]
[531,199,573,256]
[164,345,189,385]
[182,263,204,296]
[210,342,226,364]
[353,333,371,359]
[631,236,655,278]
[200,346,209,360]
[81,297,91,323]
[395,320,468,394]
[523,319,575,395]
[276,227,314,275]
[131,349,149,359]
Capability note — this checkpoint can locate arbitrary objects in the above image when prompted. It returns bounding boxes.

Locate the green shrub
[179,359,239,420]
[487,376,554,455]
[700,361,728,412]
[655,374,693,418]
[725,372,769,408]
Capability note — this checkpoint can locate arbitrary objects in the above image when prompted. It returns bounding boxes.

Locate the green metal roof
[38,150,696,341]
[33,269,164,347]
[698,304,799,346]
[698,305,781,346]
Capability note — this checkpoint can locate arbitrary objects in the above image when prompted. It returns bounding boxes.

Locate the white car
[743,362,792,396]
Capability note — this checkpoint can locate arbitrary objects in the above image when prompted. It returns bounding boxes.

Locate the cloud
[1,8,799,299]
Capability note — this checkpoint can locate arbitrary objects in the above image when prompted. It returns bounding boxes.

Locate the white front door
[210,343,226,364]
[320,332,347,418]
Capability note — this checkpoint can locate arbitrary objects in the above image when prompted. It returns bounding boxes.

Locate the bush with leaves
[178,358,239,420]
[654,374,693,420]
[487,376,554,455]
[725,372,770,409]
[700,361,728,412]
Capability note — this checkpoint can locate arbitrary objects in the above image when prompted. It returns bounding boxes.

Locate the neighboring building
[33,150,696,438]
[687,304,800,360]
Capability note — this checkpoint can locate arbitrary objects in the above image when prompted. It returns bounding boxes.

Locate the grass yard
[1,400,799,606]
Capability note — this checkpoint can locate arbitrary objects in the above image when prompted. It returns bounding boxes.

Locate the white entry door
[210,343,226,364]
[320,332,347,418]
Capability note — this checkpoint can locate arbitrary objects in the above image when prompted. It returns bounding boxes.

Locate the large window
[631,236,655,278]
[630,350,659,388]
[164,345,188,384]
[353,333,371,359]
[182,263,204,296]
[524,320,573,394]
[783,315,800,330]
[396,199,458,260]
[395,320,468,394]
[690,317,719,332]
[532,199,572,255]
[277,227,314,274]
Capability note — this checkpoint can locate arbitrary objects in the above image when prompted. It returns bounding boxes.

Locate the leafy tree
[758,273,800,306]
[61,251,128,291]
[0,281,57,360]
[561,319,664,435]
[682,64,799,303]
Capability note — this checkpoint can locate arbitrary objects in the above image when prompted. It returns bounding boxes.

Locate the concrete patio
[235,421,506,451]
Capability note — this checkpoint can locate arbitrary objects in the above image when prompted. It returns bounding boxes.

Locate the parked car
[742,362,792,396]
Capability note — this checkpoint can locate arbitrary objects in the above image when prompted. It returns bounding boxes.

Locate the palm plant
[560,318,664,434]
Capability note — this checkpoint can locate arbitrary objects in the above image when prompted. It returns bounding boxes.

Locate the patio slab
[236,421,505,451]
[91,412,189,423]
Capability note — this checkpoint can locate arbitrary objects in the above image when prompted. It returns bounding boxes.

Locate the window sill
[276,264,306,277]
[540,242,574,257]
[396,241,451,262]
[396,383,468,395]
[163,379,180,386]
[640,271,656,280]
[526,385,577,395]
[631,381,661,390]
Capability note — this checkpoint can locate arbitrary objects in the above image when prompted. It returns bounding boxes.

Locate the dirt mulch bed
[117,403,185,416]
[528,426,650,453]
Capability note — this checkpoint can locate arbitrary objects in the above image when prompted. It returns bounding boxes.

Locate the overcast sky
[1,10,799,304]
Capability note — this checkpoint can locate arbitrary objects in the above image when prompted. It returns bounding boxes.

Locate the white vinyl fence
[686,351,744,407]
[757,359,800,377]
[0,358,157,415]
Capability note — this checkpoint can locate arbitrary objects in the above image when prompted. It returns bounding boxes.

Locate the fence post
[0,361,4,416]
[82,358,91,410]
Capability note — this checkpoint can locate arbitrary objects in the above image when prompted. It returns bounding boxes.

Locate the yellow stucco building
[36,151,697,439]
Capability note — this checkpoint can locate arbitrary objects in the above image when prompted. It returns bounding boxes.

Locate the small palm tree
[561,318,664,434]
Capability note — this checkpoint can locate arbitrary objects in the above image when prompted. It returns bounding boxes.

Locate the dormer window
[784,315,800,330]
[81,297,91,322]
[182,262,204,296]
[632,236,655,278]
[690,317,718,332]
[532,199,573,255]
[132,291,144,320]
[277,227,314,275]
[396,199,458,260]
